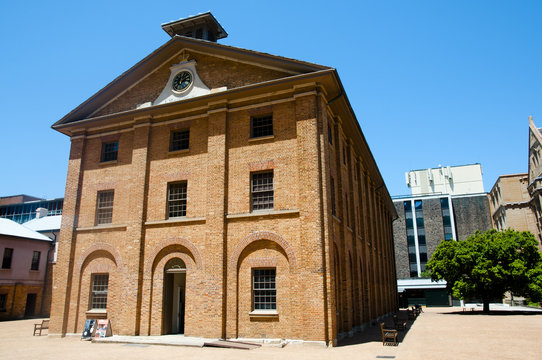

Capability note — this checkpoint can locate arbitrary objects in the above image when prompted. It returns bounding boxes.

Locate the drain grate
[376,356,396,359]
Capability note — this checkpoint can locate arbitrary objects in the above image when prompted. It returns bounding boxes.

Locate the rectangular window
[328,124,333,145]
[343,145,346,165]
[170,129,190,152]
[251,171,274,211]
[30,251,40,271]
[2,248,13,269]
[96,190,114,225]
[330,176,336,216]
[101,141,118,162]
[0,294,6,312]
[252,269,276,310]
[167,182,187,218]
[250,115,273,138]
[345,194,350,227]
[90,274,109,309]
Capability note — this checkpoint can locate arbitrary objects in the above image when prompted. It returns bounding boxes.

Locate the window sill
[248,135,274,143]
[145,217,206,226]
[346,226,353,233]
[98,160,118,166]
[168,149,189,156]
[86,309,107,318]
[249,310,279,319]
[332,215,342,223]
[76,224,128,232]
[226,209,299,220]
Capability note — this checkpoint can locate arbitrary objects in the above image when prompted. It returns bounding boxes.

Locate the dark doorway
[25,293,37,317]
[163,258,186,334]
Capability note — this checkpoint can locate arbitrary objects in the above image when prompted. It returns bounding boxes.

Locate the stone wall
[452,195,492,240]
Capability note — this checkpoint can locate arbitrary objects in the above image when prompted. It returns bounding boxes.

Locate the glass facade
[404,199,430,277]
[403,196,456,278]
[415,200,428,273]
[440,197,454,240]
[404,201,418,277]
[0,198,63,224]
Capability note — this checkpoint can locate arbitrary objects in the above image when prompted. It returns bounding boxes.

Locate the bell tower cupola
[161,12,228,42]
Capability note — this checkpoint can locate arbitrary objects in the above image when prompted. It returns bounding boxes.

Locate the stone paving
[0,306,540,359]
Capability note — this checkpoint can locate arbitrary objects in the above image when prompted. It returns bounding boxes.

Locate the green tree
[425,229,542,313]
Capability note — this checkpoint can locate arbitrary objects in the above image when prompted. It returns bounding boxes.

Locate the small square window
[101,141,118,162]
[2,248,13,269]
[167,182,187,218]
[250,115,273,138]
[253,269,276,310]
[90,274,109,309]
[251,171,274,211]
[170,129,190,152]
[96,190,114,225]
[30,251,40,271]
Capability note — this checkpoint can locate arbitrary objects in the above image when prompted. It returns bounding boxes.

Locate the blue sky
[1,1,541,199]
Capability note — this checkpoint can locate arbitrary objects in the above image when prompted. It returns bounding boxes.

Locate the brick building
[0,218,54,320]
[49,13,397,345]
[489,116,542,250]
[0,194,63,224]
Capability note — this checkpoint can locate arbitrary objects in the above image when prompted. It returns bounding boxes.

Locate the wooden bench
[380,322,398,346]
[33,319,49,336]
[393,314,407,331]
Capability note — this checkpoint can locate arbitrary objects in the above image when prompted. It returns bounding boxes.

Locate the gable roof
[0,218,52,242]
[50,33,397,219]
[52,36,330,128]
[23,215,62,232]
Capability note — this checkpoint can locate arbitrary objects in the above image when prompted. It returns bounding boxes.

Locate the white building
[406,163,485,196]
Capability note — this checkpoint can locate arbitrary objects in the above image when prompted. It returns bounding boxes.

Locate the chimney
[36,208,48,219]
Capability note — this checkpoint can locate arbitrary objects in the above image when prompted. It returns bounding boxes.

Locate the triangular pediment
[54,36,329,126]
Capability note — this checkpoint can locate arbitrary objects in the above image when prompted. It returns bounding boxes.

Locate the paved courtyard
[0,307,540,360]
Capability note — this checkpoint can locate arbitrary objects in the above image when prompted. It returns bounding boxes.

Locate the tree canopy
[425,229,542,312]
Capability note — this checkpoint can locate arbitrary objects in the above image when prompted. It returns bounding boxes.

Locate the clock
[172,71,193,92]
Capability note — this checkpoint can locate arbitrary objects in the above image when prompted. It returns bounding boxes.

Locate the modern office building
[393,164,492,306]
[49,13,398,345]
[0,195,63,224]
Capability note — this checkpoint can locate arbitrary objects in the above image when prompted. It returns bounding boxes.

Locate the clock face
[172,71,193,92]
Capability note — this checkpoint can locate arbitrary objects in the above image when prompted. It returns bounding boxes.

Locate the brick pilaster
[49,134,86,335]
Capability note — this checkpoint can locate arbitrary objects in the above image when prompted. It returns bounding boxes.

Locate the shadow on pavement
[337,309,417,347]
[440,310,542,316]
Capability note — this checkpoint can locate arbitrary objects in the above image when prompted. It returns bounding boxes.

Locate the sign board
[81,319,96,340]
[94,319,112,338]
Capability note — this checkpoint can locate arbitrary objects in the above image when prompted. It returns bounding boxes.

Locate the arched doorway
[163,258,186,334]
